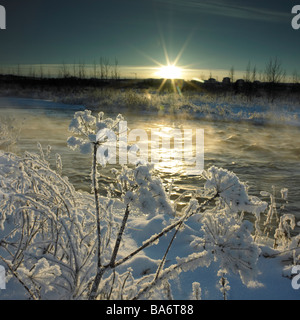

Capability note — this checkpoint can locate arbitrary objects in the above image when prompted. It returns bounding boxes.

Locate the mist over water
[1,97,300,224]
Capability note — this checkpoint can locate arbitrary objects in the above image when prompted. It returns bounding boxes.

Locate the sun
[156,64,183,79]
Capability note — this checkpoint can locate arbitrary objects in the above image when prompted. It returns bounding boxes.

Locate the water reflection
[0,98,300,222]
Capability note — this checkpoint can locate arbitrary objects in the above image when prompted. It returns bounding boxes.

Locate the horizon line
[0,63,295,82]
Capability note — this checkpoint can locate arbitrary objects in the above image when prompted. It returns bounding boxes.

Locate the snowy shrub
[186,166,268,288]
[259,186,292,242]
[202,166,268,215]
[217,270,230,300]
[274,214,296,249]
[0,116,20,151]
[1,109,298,300]
[196,212,260,286]
[0,150,101,299]
[110,164,174,217]
[190,281,201,300]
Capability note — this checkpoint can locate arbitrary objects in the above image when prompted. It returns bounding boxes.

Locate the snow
[0,102,300,300]
[0,150,299,300]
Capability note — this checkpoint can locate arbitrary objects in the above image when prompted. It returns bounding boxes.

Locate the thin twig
[0,255,37,300]
[154,204,193,281]
[88,143,103,299]
[109,204,130,267]
[112,194,216,270]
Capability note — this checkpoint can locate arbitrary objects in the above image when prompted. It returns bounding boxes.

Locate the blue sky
[0,0,299,79]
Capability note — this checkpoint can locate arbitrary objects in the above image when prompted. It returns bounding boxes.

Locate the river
[1,96,300,229]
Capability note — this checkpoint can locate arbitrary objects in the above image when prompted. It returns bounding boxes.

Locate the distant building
[235,79,245,87]
[222,77,231,84]
[205,78,217,84]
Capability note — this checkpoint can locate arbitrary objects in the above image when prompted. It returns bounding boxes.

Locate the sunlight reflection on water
[1,97,300,225]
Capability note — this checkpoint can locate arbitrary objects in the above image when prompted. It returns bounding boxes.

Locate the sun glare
[156,65,183,79]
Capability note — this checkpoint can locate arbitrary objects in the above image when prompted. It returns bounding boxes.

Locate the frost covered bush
[0,116,20,151]
[0,149,101,299]
[274,214,296,248]
[0,109,299,300]
[110,164,174,217]
[202,166,268,215]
